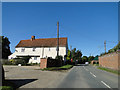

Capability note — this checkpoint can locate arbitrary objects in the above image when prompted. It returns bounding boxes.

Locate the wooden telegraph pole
[57,21,59,57]
[104,40,106,53]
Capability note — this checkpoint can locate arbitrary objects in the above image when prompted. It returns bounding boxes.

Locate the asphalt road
[57,65,118,89]
[3,65,119,89]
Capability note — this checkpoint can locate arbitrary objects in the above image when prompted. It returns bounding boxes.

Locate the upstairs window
[49,47,50,51]
[15,49,18,52]
[21,48,25,52]
[33,48,36,51]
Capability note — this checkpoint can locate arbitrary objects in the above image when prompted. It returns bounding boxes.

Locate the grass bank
[1,80,16,90]
[42,65,73,71]
[98,66,120,75]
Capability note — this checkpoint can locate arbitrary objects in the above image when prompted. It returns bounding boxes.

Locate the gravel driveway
[3,65,71,89]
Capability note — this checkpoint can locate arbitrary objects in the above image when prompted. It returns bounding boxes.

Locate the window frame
[33,47,36,52]
[21,48,25,52]
[34,57,37,60]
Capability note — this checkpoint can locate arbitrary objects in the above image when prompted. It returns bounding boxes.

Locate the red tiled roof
[15,37,67,47]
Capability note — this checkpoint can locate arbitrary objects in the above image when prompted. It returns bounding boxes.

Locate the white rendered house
[8,36,68,63]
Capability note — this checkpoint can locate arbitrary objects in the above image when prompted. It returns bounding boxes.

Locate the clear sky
[2,2,118,56]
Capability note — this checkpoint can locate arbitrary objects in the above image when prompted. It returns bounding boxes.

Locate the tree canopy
[100,41,120,56]
[88,56,95,62]
[67,48,82,62]
[1,36,11,59]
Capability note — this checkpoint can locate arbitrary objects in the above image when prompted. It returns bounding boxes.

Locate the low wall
[40,58,47,69]
[99,51,120,70]
[40,58,63,69]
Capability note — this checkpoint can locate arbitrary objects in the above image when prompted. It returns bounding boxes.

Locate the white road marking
[101,81,111,88]
[90,72,96,77]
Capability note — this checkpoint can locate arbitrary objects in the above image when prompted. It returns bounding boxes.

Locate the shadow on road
[5,79,38,89]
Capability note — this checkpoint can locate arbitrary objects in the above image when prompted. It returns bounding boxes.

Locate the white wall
[8,47,67,63]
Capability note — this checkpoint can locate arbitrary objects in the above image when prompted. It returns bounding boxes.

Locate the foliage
[88,56,94,63]
[2,60,12,65]
[67,50,71,60]
[71,48,82,62]
[82,56,88,62]
[55,55,63,60]
[16,56,31,64]
[42,65,73,71]
[1,36,11,59]
[98,66,120,75]
[1,86,13,90]
[14,59,26,66]
[100,41,120,56]
[2,58,27,66]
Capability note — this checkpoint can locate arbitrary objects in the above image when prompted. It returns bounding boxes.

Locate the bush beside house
[2,56,31,66]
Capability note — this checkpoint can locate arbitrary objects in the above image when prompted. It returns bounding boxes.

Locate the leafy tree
[67,49,71,60]
[82,56,88,63]
[88,56,94,63]
[71,48,82,62]
[1,36,11,59]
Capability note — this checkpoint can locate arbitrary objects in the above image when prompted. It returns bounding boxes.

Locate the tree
[88,56,94,63]
[67,49,71,60]
[1,36,11,59]
[82,56,88,63]
[71,48,82,62]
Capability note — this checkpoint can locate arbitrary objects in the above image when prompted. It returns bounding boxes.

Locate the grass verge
[97,66,120,75]
[42,65,73,71]
[1,80,16,90]
[0,86,13,90]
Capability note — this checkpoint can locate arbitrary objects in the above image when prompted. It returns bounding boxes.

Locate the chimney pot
[31,36,35,41]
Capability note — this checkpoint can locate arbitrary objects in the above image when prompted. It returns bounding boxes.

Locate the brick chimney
[31,36,35,41]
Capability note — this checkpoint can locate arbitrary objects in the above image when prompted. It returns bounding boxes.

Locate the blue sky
[2,2,118,56]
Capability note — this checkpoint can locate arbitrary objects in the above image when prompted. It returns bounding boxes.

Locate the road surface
[57,65,118,89]
[4,65,119,89]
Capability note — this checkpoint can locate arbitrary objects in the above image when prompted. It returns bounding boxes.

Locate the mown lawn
[42,65,73,71]
[98,66,120,75]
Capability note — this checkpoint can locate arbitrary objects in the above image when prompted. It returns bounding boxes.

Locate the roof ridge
[16,37,68,47]
[21,37,67,41]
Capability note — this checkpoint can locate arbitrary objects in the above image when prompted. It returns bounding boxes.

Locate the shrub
[10,59,16,64]
[15,56,31,64]
[55,55,63,60]
[14,59,26,66]
[2,60,12,65]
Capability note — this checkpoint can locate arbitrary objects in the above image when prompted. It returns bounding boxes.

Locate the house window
[15,49,18,52]
[34,57,37,60]
[21,48,25,52]
[49,47,50,51]
[33,48,36,51]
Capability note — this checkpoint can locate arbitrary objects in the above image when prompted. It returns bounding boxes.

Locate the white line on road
[101,81,111,88]
[90,72,96,77]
